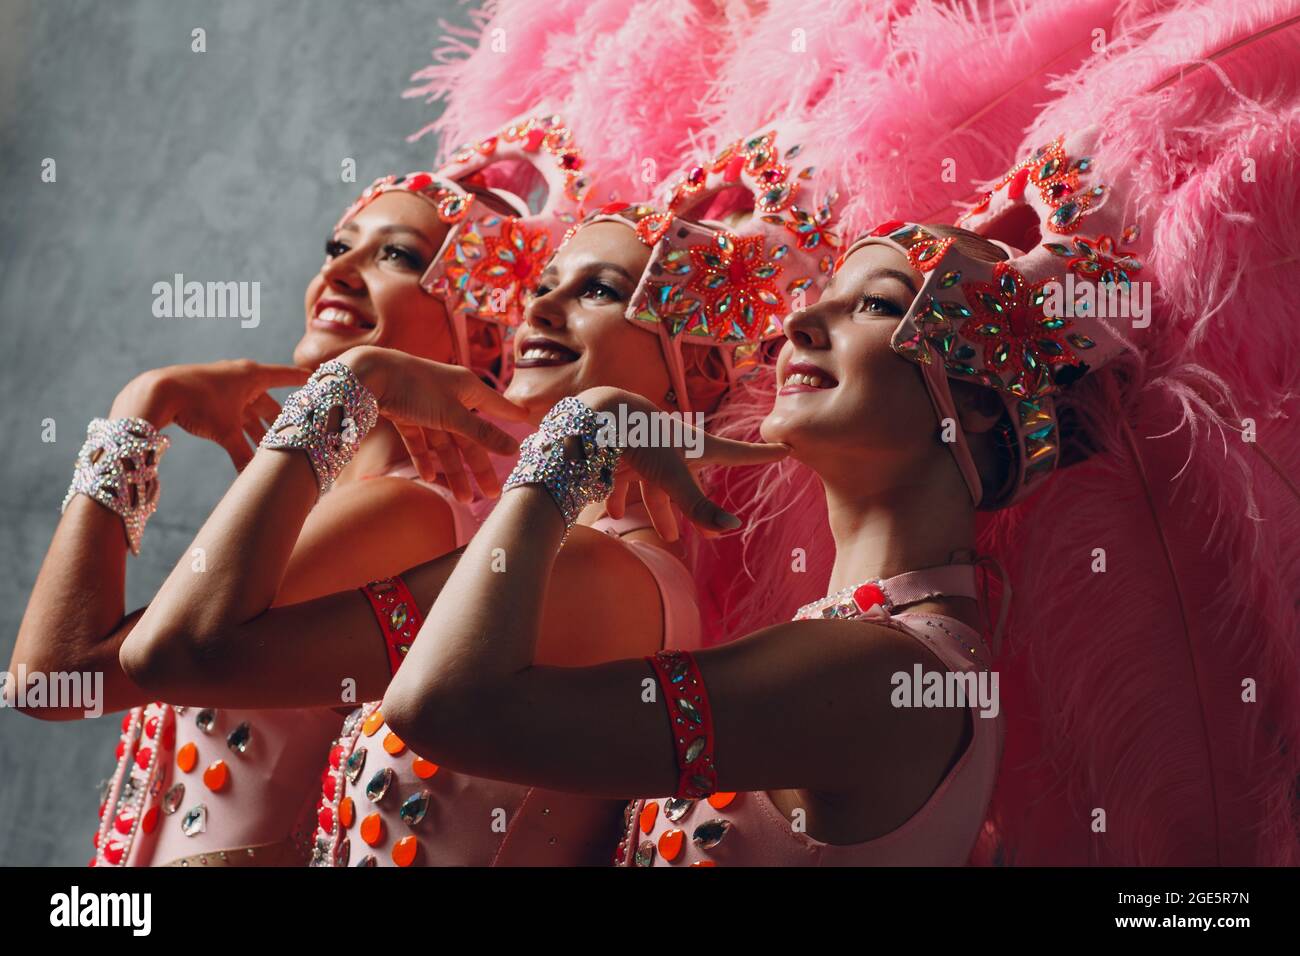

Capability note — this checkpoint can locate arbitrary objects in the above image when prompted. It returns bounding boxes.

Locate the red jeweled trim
[646,650,717,799]
[361,576,423,677]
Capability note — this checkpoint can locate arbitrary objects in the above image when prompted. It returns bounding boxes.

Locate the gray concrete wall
[0,0,464,865]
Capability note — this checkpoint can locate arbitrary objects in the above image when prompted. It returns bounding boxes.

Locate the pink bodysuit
[309,502,700,866]
[616,610,1003,866]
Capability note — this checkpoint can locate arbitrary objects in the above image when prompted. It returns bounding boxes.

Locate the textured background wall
[0,0,462,865]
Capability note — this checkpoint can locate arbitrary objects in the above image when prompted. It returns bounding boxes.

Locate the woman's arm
[381,388,965,799]
[119,349,669,708]
[9,362,305,719]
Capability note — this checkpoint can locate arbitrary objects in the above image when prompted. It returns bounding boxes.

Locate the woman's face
[761,243,943,486]
[505,221,671,419]
[295,191,456,370]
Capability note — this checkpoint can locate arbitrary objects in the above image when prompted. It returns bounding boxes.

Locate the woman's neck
[821,466,979,624]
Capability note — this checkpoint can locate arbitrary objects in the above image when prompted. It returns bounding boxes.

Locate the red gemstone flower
[959,262,1082,397]
[685,233,784,342]
[471,220,551,302]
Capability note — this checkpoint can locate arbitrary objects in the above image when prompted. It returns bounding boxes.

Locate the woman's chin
[293,334,349,370]
[505,369,576,416]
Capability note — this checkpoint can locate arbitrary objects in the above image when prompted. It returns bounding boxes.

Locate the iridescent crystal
[162,783,185,815]
[399,791,431,826]
[692,818,732,849]
[634,841,656,866]
[676,697,703,725]
[663,798,695,822]
[345,747,367,783]
[365,767,395,803]
[195,709,216,733]
[226,721,251,754]
[181,804,208,837]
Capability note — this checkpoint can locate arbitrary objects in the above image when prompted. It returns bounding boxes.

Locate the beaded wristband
[360,576,424,676]
[260,360,379,495]
[502,396,622,535]
[62,417,171,555]
[646,649,717,799]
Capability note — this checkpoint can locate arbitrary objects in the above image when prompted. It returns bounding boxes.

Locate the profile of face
[295,191,456,370]
[762,243,995,496]
[505,221,672,420]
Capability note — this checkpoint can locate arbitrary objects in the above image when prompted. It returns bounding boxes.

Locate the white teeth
[317,307,358,328]
[785,371,833,389]
[521,347,573,362]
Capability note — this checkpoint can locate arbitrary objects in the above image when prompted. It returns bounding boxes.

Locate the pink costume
[619,567,1002,866]
[309,501,700,867]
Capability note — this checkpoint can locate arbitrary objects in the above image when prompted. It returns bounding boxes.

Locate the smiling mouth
[515,338,579,368]
[312,304,374,332]
[780,363,838,393]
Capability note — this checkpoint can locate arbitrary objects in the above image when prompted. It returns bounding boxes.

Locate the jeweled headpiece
[841,127,1146,507]
[564,127,842,413]
[422,113,594,364]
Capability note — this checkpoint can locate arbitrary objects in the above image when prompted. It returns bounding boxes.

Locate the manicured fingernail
[716,511,741,530]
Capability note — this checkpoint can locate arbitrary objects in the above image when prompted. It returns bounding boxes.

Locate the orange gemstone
[707,791,737,810]
[203,760,228,791]
[383,732,406,756]
[639,801,659,834]
[412,758,439,779]
[362,711,385,737]
[658,828,685,862]
[176,742,198,773]
[360,812,384,847]
[391,835,418,867]
[338,796,354,829]
[690,860,717,867]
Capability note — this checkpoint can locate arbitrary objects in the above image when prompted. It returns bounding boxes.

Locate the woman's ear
[951,380,1003,435]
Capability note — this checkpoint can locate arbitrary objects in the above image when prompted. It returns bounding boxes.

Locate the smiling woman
[11,159,559,867]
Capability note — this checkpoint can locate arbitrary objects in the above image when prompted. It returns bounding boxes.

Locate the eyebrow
[540,258,636,284]
[336,221,433,247]
[860,267,919,293]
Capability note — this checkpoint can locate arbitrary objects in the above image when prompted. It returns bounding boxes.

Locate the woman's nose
[321,252,364,294]
[782,302,830,348]
[522,288,566,331]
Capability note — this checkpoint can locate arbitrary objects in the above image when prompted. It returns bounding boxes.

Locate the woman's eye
[583,280,620,301]
[858,294,901,316]
[324,238,348,257]
[381,244,422,268]
[532,284,551,298]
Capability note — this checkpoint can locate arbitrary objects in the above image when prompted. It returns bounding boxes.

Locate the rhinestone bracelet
[502,396,622,536]
[260,360,379,496]
[62,417,171,555]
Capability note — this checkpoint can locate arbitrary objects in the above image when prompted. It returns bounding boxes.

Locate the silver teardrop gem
[345,747,367,783]
[663,798,695,822]
[195,709,216,733]
[400,790,431,827]
[355,854,377,867]
[692,818,732,849]
[634,841,657,867]
[181,804,208,837]
[162,783,185,815]
[226,721,251,754]
[365,767,395,803]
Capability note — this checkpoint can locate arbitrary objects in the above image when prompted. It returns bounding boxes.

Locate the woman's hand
[339,346,529,501]
[576,386,789,541]
[110,359,310,470]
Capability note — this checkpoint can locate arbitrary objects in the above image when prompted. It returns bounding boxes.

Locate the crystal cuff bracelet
[62,417,171,555]
[260,359,379,495]
[502,396,623,534]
